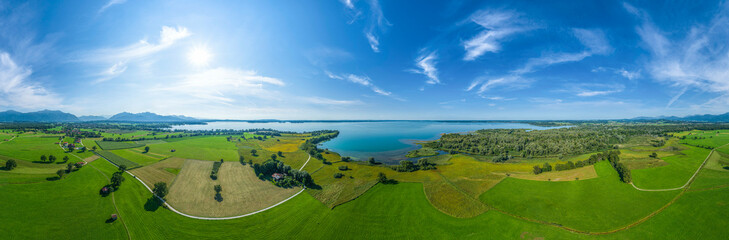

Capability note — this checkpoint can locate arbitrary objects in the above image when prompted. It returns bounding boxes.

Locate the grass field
[631,146,711,189]
[481,161,678,232]
[148,136,238,161]
[166,159,301,217]
[95,141,145,150]
[689,151,729,190]
[0,160,127,239]
[511,165,598,181]
[0,134,94,162]
[111,148,166,165]
[96,150,140,168]
[129,157,185,187]
[679,130,729,148]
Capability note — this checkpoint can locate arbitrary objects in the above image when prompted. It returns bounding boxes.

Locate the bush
[334,173,344,178]
[5,159,17,170]
[338,165,349,171]
[211,161,222,180]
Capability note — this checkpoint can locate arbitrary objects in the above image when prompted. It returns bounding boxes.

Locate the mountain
[107,112,196,122]
[633,112,729,122]
[78,115,107,121]
[0,110,79,122]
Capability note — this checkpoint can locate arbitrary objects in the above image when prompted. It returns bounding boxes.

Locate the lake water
[172,121,561,164]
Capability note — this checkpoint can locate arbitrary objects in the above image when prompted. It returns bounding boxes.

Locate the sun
[187,45,212,66]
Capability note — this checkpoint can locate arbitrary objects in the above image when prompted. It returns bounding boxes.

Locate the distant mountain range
[632,112,729,122]
[0,110,197,122]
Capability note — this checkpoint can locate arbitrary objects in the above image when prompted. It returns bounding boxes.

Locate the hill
[634,112,729,122]
[78,115,107,121]
[0,110,78,122]
[108,112,196,122]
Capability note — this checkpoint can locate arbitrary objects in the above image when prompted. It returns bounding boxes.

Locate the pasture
[95,141,145,150]
[148,136,238,161]
[111,148,166,166]
[129,157,185,187]
[631,146,711,189]
[481,161,678,232]
[96,150,140,168]
[165,159,301,217]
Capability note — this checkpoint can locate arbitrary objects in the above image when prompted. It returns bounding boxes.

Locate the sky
[1,0,729,120]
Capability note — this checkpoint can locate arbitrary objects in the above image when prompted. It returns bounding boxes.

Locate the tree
[63,155,69,163]
[250,149,257,156]
[533,165,542,175]
[377,172,388,183]
[649,152,658,158]
[48,155,57,163]
[110,172,125,189]
[214,184,222,193]
[153,182,168,199]
[144,146,150,153]
[66,163,74,173]
[92,146,97,151]
[541,162,552,172]
[271,154,277,161]
[56,169,65,179]
[277,151,283,157]
[368,157,376,165]
[40,155,47,162]
[118,165,127,173]
[334,173,344,178]
[5,159,17,170]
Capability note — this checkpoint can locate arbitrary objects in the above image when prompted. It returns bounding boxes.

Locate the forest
[424,123,729,159]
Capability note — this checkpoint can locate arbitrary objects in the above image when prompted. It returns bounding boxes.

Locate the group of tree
[39,154,58,163]
[252,159,314,188]
[110,169,125,190]
[425,123,729,159]
[152,182,168,203]
[210,160,223,180]
[392,158,436,172]
[533,150,623,176]
[214,184,223,202]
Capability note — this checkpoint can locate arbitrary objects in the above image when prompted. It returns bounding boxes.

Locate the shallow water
[172,121,561,164]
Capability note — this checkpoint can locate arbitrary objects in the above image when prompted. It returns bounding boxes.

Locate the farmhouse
[272,173,284,181]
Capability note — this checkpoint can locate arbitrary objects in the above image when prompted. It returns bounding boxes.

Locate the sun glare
[187,45,212,66]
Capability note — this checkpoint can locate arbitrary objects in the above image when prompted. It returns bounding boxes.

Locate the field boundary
[96,152,313,220]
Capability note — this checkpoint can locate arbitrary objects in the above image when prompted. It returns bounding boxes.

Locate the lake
[172,121,562,164]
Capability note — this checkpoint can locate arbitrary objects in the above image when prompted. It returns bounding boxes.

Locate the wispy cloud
[80,26,191,83]
[573,84,624,97]
[325,71,392,96]
[514,28,611,74]
[304,97,363,105]
[339,0,390,52]
[592,67,641,80]
[625,2,729,108]
[0,52,60,109]
[467,28,610,97]
[156,68,284,105]
[98,0,127,14]
[462,9,535,61]
[409,50,440,85]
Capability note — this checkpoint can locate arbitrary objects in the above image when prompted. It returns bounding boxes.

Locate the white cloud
[304,97,363,105]
[626,2,729,108]
[156,67,284,105]
[570,83,624,97]
[341,0,390,52]
[592,67,641,80]
[462,9,535,61]
[95,61,127,83]
[81,26,191,83]
[410,51,440,85]
[466,75,532,95]
[99,0,127,13]
[0,52,60,109]
[326,71,392,96]
[514,28,611,74]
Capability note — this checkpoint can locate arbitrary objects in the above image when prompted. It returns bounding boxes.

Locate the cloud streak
[98,0,127,13]
[0,52,60,109]
[625,2,729,108]
[410,51,440,85]
[325,71,392,96]
[339,0,390,52]
[462,9,535,61]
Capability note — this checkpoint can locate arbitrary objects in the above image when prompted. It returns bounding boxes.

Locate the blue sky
[1,0,729,120]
